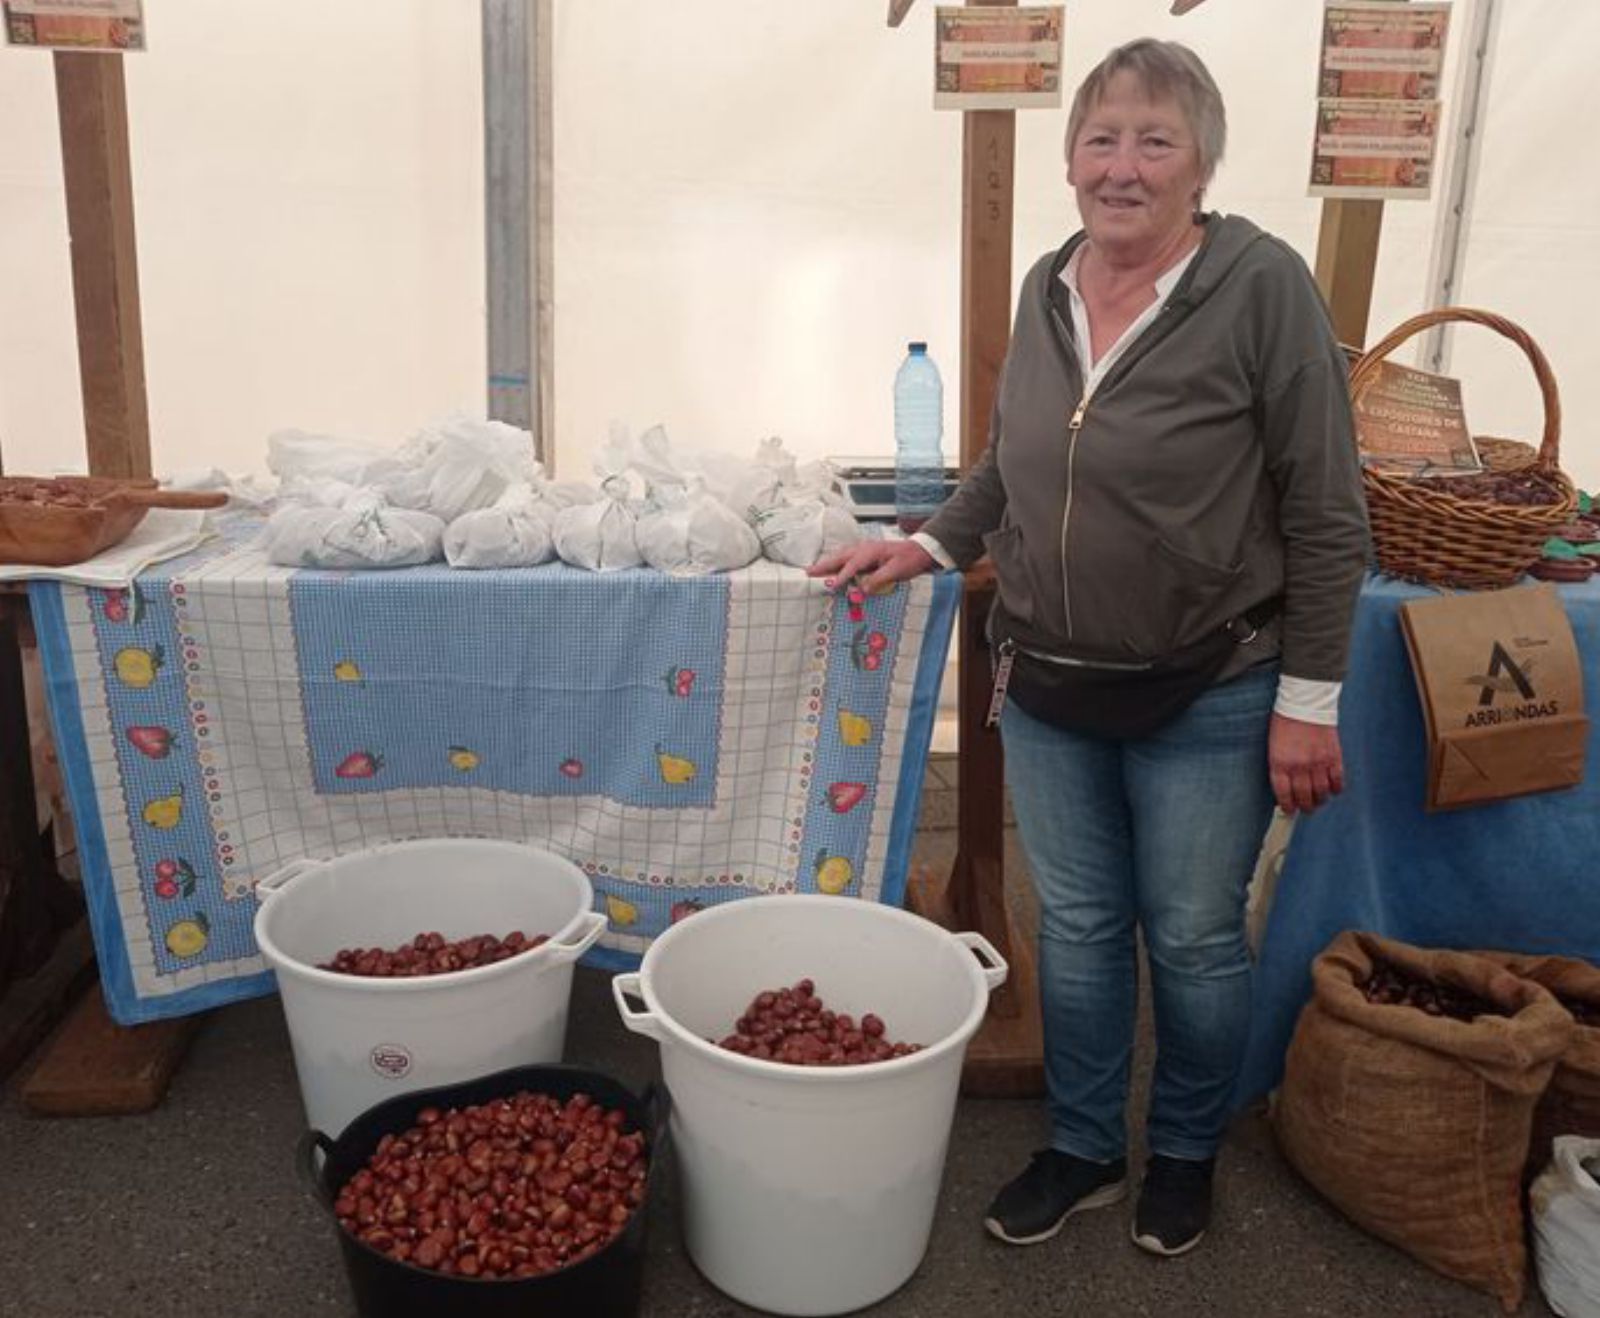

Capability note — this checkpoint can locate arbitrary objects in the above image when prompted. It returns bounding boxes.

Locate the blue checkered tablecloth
[32,518,958,1024]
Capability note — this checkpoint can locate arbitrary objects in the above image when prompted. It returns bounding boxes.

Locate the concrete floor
[0,765,1555,1318]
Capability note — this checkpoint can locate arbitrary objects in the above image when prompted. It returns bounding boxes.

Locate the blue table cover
[1236,573,1600,1104]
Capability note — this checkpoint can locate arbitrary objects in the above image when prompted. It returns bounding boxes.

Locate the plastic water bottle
[894,342,945,533]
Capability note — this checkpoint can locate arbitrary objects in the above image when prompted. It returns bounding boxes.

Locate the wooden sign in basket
[1352,308,1577,590]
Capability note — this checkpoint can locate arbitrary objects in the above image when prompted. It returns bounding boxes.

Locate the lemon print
[838,710,872,748]
[142,789,183,830]
[165,911,209,959]
[333,660,364,684]
[114,645,163,689]
[605,894,639,928]
[448,746,480,772]
[655,745,696,786]
[815,850,854,896]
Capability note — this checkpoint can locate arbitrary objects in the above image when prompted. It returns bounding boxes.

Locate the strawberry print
[559,757,584,780]
[665,666,697,698]
[671,899,704,923]
[335,750,383,779]
[824,782,868,814]
[103,584,146,624]
[126,725,174,759]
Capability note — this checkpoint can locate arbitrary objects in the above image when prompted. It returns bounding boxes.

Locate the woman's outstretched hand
[808,539,939,594]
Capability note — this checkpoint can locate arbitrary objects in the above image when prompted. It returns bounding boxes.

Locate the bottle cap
[908,341,927,353]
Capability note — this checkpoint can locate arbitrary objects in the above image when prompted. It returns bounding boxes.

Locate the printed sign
[4,0,143,50]
[934,5,1063,110]
[1319,1,1451,100]
[1353,359,1481,475]
[1310,97,1441,199]
[1309,1,1449,199]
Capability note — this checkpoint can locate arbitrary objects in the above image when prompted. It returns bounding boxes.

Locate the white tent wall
[0,2,485,477]
[0,0,1595,493]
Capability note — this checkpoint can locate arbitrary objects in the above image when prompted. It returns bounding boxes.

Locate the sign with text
[4,0,143,51]
[1319,1,1451,100]
[934,5,1063,110]
[1309,1,1449,199]
[1310,97,1441,199]
[1353,358,1481,475]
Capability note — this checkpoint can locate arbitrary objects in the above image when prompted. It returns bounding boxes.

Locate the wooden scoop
[0,478,230,568]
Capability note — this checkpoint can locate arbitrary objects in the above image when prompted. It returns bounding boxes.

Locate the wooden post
[53,51,151,479]
[906,0,1044,1097]
[15,52,197,1116]
[1314,198,1385,350]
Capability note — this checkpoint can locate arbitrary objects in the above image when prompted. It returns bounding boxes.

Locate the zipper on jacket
[1060,396,1089,640]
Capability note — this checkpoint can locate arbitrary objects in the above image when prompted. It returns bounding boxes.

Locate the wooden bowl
[0,476,229,568]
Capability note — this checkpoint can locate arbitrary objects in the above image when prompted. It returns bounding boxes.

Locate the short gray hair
[1065,39,1227,187]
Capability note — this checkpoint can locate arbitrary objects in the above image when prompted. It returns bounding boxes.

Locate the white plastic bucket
[612,893,1007,1317]
[253,838,605,1137]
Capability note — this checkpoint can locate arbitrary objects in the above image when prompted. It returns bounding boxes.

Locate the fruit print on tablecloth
[88,581,252,979]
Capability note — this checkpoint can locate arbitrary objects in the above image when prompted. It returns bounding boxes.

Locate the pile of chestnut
[320,930,548,978]
[335,1091,646,1279]
[714,978,922,1065]
[1360,959,1508,1022]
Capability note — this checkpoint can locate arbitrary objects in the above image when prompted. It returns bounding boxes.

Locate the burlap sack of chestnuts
[1478,952,1600,1179]
[1275,930,1574,1312]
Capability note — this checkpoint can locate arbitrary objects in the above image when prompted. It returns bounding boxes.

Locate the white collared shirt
[915,242,1342,727]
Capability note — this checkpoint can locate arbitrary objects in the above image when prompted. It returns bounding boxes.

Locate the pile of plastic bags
[259,415,863,575]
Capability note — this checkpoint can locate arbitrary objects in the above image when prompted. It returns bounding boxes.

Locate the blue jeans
[1001,663,1278,1163]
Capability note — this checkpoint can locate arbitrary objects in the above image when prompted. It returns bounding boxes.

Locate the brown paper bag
[1399,584,1588,810]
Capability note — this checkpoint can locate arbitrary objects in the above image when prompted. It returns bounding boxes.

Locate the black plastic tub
[299,1064,668,1318]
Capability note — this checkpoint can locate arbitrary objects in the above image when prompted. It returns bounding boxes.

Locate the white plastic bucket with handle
[612,893,1007,1317]
[253,838,605,1137]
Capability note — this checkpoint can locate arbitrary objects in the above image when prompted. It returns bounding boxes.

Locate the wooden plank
[22,989,200,1117]
[53,51,151,480]
[908,860,1043,1098]
[0,919,96,1086]
[1313,198,1385,351]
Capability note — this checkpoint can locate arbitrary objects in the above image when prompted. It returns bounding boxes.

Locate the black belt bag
[986,596,1283,741]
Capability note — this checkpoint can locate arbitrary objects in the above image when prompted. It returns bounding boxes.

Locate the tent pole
[483,0,553,467]
[1420,0,1500,373]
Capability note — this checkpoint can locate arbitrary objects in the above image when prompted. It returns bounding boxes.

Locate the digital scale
[827,458,963,522]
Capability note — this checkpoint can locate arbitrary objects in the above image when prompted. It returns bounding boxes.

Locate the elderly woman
[811,40,1368,1256]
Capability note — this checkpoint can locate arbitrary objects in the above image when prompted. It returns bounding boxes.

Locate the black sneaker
[983,1150,1128,1245]
[1132,1154,1215,1256]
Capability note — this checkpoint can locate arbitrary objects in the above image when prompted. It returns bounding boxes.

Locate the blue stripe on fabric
[880,572,961,908]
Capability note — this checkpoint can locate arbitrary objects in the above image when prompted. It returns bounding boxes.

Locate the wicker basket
[1352,307,1576,590]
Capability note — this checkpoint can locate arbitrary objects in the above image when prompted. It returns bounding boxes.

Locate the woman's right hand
[807,539,939,594]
